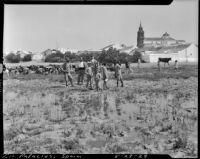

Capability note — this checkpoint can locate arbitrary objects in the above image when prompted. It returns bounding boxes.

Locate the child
[115,61,123,87]
[85,62,93,89]
[125,60,130,74]
[101,63,109,90]
[174,60,178,71]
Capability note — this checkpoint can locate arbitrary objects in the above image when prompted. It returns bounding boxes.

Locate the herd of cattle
[5,64,77,75]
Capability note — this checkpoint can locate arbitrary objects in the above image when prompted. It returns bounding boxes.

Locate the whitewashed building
[32,53,45,62]
[141,43,198,63]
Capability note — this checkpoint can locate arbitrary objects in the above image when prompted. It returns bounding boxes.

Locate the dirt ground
[3,63,198,157]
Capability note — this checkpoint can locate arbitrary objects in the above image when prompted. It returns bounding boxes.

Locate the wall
[178,44,198,62]
[142,44,198,63]
[32,54,44,62]
[149,53,179,63]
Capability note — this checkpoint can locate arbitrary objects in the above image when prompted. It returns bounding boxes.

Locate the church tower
[137,22,144,48]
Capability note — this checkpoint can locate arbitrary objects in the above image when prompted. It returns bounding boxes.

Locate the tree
[44,50,64,62]
[5,53,21,63]
[132,51,143,62]
[22,54,32,62]
[98,48,120,64]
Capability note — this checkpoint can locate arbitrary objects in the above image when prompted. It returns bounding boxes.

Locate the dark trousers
[86,75,93,89]
[116,74,123,87]
[77,68,85,85]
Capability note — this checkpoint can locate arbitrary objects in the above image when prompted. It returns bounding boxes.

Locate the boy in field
[174,60,179,71]
[101,63,109,90]
[115,61,123,87]
[62,57,74,87]
[125,59,131,74]
[85,62,93,90]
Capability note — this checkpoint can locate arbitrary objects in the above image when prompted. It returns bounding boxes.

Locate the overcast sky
[3,0,198,54]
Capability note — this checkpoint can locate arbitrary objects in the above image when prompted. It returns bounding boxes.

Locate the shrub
[5,53,21,63]
[22,54,32,62]
[44,51,64,62]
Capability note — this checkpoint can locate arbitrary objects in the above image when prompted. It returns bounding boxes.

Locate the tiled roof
[163,32,170,36]
[144,37,162,41]
[119,46,134,52]
[149,43,191,54]
[144,37,176,41]
[177,40,185,42]
[132,43,191,54]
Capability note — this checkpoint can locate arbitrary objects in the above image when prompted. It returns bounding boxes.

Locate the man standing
[115,61,123,87]
[85,62,93,90]
[77,57,86,85]
[91,58,100,90]
[62,57,74,87]
[101,63,109,90]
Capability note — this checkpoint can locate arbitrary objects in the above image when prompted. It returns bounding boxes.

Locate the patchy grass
[3,63,198,156]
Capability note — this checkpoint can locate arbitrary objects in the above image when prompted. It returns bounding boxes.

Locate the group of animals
[4,64,72,76]
[2,57,174,77]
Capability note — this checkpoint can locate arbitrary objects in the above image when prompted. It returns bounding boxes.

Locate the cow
[158,58,172,67]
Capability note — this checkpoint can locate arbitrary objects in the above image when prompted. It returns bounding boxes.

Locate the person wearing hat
[77,57,86,85]
[101,63,109,90]
[115,61,123,87]
[62,57,74,87]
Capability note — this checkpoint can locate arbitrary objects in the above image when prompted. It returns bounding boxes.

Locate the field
[3,62,198,157]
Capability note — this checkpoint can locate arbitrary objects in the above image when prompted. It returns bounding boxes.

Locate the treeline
[5,48,143,63]
[5,53,32,63]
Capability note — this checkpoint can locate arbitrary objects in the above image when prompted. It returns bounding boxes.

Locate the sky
[3,0,198,54]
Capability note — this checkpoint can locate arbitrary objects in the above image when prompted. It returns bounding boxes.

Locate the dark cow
[158,58,172,67]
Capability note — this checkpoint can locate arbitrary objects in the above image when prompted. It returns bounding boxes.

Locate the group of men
[62,56,124,90]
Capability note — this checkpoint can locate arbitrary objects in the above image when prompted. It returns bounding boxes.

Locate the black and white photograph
[2,0,198,157]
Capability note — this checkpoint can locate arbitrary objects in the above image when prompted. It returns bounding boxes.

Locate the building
[141,43,198,63]
[137,23,186,47]
[32,53,45,62]
[137,23,144,48]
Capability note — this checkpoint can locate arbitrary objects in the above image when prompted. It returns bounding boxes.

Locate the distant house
[119,45,136,55]
[42,49,53,57]
[101,44,136,55]
[32,53,45,62]
[140,43,198,63]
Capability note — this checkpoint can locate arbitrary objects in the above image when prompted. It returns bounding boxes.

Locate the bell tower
[137,22,144,48]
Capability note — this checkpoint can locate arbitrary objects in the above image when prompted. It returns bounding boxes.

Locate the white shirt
[79,61,84,68]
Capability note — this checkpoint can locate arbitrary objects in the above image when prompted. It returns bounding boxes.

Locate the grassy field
[3,63,198,156]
